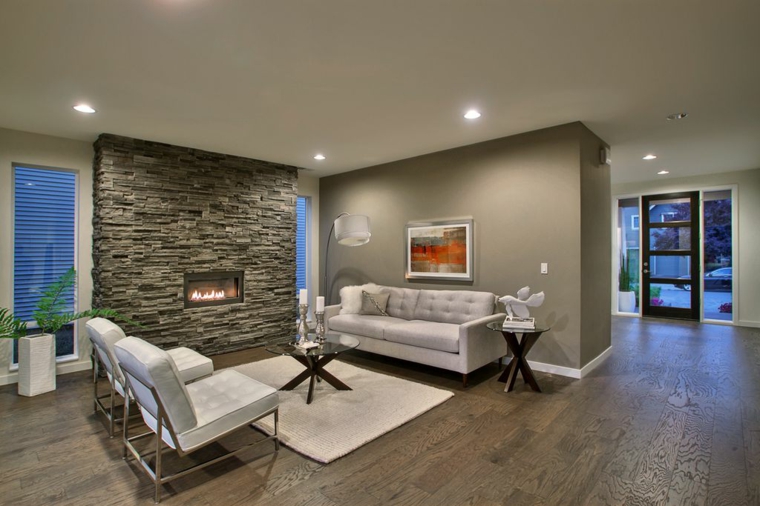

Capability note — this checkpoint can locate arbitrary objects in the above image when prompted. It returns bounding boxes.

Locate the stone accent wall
[92,134,299,354]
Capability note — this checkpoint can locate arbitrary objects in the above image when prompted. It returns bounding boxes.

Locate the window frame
[10,164,80,368]
[296,195,312,298]
[631,215,640,230]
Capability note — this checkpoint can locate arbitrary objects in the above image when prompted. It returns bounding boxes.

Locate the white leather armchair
[86,318,214,437]
[114,336,280,503]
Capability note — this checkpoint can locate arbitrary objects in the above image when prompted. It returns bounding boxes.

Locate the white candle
[299,288,308,305]
[316,296,325,312]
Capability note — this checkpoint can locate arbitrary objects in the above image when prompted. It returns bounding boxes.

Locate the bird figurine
[499,286,545,319]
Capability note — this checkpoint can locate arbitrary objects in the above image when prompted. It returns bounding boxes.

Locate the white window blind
[13,166,77,361]
[296,197,308,291]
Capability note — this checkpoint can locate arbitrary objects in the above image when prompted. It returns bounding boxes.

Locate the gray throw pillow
[360,291,390,316]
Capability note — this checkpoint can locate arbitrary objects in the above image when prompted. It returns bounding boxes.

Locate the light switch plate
[541,263,548,274]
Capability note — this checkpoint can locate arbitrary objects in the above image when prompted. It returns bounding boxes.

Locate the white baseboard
[579,346,613,377]
[527,346,612,380]
[738,320,760,328]
[0,359,92,387]
[528,360,582,379]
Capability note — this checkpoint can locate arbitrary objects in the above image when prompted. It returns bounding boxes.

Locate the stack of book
[502,316,536,330]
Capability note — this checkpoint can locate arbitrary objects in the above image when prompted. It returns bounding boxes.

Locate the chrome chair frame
[119,361,280,503]
[91,340,138,437]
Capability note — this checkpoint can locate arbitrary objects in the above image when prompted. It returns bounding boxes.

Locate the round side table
[486,321,550,393]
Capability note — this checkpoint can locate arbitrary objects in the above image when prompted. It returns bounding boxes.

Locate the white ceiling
[1,1,758,183]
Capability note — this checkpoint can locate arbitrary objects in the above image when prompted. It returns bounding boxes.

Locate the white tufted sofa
[325,286,506,386]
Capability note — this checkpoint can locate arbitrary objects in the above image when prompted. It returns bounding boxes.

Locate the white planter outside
[618,291,636,313]
[18,333,56,397]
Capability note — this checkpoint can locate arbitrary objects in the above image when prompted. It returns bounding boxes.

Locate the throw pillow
[360,291,390,316]
[339,283,381,314]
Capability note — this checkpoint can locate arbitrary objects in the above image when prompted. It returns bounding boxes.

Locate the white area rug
[232,357,454,463]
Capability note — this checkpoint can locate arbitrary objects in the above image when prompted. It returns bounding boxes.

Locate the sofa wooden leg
[462,374,468,388]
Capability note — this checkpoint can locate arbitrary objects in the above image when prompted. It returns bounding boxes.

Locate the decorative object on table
[499,286,544,330]
[296,288,310,343]
[324,213,371,304]
[405,219,473,281]
[0,267,138,396]
[314,296,326,342]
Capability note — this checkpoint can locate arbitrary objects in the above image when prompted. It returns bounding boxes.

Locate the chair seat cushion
[168,347,214,383]
[328,314,408,340]
[384,320,460,353]
[176,370,279,452]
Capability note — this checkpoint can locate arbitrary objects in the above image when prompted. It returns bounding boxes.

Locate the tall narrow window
[13,166,77,364]
[617,198,640,314]
[296,196,310,293]
[703,190,732,322]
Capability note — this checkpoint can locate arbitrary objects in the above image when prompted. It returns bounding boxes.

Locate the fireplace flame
[190,289,226,302]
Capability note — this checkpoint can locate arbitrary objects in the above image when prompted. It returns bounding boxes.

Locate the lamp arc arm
[323,212,350,305]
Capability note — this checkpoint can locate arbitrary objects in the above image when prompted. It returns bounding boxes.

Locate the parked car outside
[674,267,732,291]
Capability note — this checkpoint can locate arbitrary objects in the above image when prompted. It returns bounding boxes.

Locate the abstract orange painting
[405,219,473,280]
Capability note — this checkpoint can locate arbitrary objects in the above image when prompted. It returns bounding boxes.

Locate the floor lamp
[324,213,371,304]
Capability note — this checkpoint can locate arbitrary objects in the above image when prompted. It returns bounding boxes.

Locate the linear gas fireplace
[183,271,244,309]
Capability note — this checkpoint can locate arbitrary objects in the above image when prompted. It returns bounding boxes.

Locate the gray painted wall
[580,126,612,364]
[320,122,611,369]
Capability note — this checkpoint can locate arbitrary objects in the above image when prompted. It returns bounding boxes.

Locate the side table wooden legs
[497,329,544,392]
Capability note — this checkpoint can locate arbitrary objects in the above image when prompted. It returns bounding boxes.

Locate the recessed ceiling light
[657,170,670,175]
[313,154,326,161]
[73,104,96,114]
[464,109,481,120]
[643,154,657,160]
[667,112,688,121]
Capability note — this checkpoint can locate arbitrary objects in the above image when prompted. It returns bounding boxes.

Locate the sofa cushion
[412,289,495,325]
[339,283,381,314]
[380,286,421,320]
[360,291,390,316]
[384,320,460,353]
[328,314,407,340]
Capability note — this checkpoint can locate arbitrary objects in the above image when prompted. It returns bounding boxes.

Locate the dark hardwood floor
[1,317,759,505]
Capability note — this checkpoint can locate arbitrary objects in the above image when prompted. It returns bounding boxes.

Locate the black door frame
[641,191,700,320]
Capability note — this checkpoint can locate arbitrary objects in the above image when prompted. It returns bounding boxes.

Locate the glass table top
[486,321,550,334]
[265,332,360,357]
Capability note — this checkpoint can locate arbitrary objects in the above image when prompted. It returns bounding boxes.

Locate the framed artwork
[405,219,473,281]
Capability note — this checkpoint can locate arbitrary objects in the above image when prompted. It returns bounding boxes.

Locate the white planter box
[18,334,56,397]
[618,291,637,313]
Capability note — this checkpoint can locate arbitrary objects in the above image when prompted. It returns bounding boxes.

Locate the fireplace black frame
[183,270,245,309]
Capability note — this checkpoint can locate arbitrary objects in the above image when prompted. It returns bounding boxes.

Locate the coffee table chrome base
[280,354,351,404]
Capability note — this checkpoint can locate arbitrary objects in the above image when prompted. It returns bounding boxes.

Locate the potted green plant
[618,253,636,313]
[0,267,136,397]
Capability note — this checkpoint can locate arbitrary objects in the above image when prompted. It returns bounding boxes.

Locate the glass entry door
[641,191,700,320]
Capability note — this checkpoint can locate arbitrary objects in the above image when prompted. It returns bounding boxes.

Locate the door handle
[643,269,649,274]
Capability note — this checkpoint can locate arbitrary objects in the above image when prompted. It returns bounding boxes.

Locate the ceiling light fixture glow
[667,112,688,121]
[643,154,657,160]
[73,104,96,114]
[464,109,481,119]
[657,170,670,175]
[313,154,326,161]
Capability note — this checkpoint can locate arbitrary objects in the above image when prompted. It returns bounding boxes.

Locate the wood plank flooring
[1,317,759,505]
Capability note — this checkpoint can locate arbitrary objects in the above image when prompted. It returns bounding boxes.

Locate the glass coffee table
[265,333,360,404]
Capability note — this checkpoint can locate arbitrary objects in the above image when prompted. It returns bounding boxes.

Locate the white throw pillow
[339,283,381,314]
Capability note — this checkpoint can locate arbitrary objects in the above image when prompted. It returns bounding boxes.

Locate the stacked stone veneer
[92,134,299,354]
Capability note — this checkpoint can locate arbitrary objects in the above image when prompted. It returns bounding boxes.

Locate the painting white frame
[405,219,473,281]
